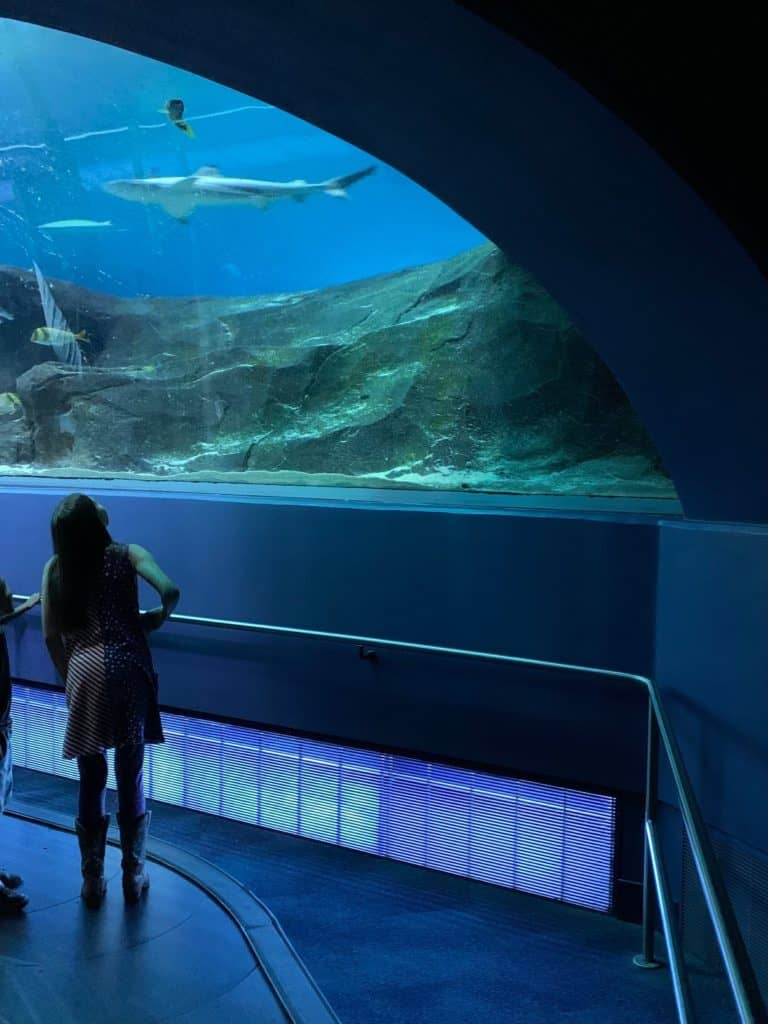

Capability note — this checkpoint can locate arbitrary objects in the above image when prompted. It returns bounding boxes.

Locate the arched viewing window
[0,18,674,500]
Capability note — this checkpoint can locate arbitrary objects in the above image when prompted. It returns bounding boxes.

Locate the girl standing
[41,494,179,908]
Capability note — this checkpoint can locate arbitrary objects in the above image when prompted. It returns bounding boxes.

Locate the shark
[102,164,376,220]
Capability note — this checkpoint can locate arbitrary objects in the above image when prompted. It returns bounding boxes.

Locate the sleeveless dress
[61,543,165,760]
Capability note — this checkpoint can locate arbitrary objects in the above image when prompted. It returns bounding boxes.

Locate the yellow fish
[31,326,89,347]
[0,392,22,415]
[160,99,195,138]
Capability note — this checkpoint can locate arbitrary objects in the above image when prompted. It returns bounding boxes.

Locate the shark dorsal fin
[194,166,221,177]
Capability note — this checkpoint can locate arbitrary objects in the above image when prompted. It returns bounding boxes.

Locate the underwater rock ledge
[0,244,673,497]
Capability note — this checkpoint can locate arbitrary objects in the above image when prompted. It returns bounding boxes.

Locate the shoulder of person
[126,543,152,562]
[106,543,134,570]
[104,541,130,556]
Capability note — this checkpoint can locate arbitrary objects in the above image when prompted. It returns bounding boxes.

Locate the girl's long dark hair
[49,494,112,631]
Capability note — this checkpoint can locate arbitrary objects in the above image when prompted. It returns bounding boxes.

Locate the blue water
[0,18,485,298]
[0,18,672,499]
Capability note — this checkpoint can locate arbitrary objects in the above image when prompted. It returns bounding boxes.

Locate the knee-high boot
[75,815,109,909]
[0,879,28,914]
[117,810,151,904]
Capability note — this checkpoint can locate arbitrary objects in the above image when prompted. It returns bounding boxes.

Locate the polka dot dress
[61,544,164,760]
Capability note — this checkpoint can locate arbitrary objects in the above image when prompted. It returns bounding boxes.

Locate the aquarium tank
[0,18,674,499]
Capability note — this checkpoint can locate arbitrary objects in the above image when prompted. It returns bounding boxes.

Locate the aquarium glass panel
[0,19,674,499]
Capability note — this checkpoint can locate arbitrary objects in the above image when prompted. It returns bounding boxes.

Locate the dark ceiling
[456,2,768,277]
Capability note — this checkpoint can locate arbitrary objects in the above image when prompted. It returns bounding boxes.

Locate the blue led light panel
[10,685,615,911]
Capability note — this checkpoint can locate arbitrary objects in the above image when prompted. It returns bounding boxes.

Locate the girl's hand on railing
[140,608,167,632]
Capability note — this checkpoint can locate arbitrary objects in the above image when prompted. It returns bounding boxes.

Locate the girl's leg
[115,744,150,903]
[75,752,109,908]
[114,743,146,820]
[76,752,108,826]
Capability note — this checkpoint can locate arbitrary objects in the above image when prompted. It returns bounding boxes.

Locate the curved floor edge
[6,800,341,1024]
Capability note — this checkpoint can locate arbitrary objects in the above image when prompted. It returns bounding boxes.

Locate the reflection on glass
[0,19,674,498]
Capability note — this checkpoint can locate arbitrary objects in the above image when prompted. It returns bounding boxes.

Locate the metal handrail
[10,595,766,1022]
[645,819,694,1021]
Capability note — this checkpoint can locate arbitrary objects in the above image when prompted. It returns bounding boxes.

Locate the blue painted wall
[0,484,656,795]
[656,521,768,858]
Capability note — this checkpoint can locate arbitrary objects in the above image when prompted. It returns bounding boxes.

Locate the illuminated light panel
[10,684,615,911]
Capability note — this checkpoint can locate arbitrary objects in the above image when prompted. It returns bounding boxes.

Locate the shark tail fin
[323,165,376,198]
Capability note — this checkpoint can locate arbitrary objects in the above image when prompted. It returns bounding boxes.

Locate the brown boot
[0,882,28,915]
[75,815,109,909]
[0,868,22,888]
[118,810,151,904]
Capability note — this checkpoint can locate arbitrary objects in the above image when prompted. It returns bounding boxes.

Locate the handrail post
[650,686,767,1023]
[634,698,663,969]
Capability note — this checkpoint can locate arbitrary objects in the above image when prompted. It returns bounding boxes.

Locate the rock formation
[0,244,673,496]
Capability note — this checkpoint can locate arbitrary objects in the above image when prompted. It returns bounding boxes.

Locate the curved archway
[1,1,766,518]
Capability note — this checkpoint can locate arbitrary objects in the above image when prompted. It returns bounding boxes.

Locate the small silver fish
[38,219,113,230]
[0,309,14,323]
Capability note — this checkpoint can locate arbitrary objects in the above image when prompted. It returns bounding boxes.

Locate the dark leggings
[77,744,145,827]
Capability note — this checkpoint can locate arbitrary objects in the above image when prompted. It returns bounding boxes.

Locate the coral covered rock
[0,244,672,495]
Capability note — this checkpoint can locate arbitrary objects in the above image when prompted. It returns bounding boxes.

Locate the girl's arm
[128,545,180,631]
[41,559,68,679]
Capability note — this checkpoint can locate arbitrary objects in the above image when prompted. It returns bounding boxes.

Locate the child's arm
[0,592,41,628]
[0,576,40,626]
